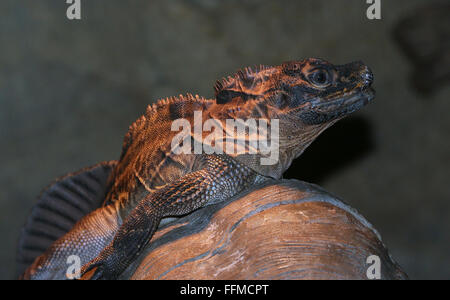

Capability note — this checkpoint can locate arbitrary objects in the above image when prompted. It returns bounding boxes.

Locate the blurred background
[0,0,449,279]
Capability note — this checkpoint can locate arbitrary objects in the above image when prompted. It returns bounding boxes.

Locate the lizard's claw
[79,246,124,280]
[79,251,114,280]
[79,259,104,280]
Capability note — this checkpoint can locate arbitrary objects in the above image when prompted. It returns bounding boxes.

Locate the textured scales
[19,58,375,280]
[106,94,215,211]
[16,161,117,275]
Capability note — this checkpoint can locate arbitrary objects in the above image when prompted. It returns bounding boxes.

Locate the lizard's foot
[80,262,103,280]
[80,248,119,280]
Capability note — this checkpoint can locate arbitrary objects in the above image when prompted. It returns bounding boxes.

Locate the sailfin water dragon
[18,58,375,279]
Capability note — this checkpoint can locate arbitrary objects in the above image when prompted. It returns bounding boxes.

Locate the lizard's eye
[309,69,331,88]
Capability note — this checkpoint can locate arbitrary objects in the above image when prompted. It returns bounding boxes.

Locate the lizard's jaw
[298,87,375,125]
[312,87,375,113]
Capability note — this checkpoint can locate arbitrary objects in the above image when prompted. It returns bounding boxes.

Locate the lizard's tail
[16,161,117,278]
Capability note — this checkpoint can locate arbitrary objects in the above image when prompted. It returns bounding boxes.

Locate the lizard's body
[18,58,374,279]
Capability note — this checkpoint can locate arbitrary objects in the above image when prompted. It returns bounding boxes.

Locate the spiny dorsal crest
[144,93,212,117]
[214,64,277,104]
[122,94,213,154]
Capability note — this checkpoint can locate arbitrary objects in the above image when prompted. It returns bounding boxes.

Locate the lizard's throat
[279,121,337,172]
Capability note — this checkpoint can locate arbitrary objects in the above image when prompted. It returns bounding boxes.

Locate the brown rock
[123,179,407,280]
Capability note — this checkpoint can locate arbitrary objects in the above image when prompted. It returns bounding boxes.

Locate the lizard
[17,58,375,280]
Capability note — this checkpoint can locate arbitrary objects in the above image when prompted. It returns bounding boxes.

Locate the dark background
[1,0,449,279]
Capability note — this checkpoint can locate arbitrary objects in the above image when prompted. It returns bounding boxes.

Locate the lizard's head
[276,58,375,125]
[215,58,374,123]
[214,58,375,179]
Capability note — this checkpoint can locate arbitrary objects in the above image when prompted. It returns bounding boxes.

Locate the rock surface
[123,180,407,280]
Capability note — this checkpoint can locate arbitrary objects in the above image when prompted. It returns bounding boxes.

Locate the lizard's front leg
[81,155,258,280]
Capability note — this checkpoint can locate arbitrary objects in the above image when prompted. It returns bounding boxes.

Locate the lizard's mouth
[311,87,375,115]
[298,87,375,125]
